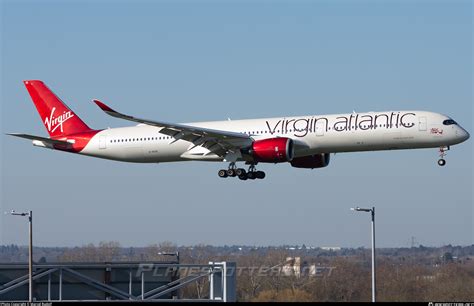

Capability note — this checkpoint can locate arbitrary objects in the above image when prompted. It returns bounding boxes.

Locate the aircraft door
[418,117,427,131]
[99,135,107,149]
[315,120,326,136]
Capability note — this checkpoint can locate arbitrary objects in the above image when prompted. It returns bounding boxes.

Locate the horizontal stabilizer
[6,133,72,146]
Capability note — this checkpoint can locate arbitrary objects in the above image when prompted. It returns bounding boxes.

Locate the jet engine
[290,153,330,169]
[249,137,294,163]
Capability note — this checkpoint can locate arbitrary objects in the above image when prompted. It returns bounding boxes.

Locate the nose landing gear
[218,163,266,180]
[437,146,449,166]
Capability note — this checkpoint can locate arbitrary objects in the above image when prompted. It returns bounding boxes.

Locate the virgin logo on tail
[44,107,75,133]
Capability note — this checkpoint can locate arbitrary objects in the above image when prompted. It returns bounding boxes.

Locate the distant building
[321,247,341,251]
[281,257,334,278]
[282,257,301,277]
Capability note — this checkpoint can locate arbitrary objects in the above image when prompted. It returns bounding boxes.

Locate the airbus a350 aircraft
[9,80,470,180]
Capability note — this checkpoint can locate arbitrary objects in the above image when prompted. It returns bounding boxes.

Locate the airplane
[8,80,470,180]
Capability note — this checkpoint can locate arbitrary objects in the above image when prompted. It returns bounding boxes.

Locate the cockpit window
[443,119,457,125]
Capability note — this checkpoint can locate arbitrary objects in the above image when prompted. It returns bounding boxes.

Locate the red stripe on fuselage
[52,130,102,153]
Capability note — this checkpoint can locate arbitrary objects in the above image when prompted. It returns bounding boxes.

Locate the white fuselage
[79,110,469,163]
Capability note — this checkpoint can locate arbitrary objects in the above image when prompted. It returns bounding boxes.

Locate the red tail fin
[24,80,92,137]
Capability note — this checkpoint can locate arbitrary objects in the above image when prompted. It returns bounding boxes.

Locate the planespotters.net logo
[429,303,474,306]
[44,107,74,133]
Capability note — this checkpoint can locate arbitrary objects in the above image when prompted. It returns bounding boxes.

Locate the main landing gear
[218,163,266,180]
[437,146,449,166]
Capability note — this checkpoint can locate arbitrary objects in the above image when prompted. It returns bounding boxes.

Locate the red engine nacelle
[290,153,331,169]
[250,138,294,163]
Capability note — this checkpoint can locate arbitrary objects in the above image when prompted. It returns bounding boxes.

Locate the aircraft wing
[93,100,253,158]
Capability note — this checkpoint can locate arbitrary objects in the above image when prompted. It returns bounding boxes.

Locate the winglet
[93,99,116,113]
[93,99,135,120]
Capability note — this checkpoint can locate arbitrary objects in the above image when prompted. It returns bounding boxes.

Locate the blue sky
[1,0,472,248]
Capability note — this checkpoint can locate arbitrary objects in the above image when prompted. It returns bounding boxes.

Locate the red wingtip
[93,99,116,113]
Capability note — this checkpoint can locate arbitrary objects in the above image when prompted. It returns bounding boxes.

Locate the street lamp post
[9,210,33,302]
[351,206,376,302]
[158,251,180,263]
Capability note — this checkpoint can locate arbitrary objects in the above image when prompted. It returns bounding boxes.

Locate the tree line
[1,242,473,301]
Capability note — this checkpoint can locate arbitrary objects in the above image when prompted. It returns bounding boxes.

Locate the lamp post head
[158,251,178,256]
[351,207,372,213]
[10,210,29,216]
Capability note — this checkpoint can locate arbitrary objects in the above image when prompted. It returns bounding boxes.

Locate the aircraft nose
[458,128,470,142]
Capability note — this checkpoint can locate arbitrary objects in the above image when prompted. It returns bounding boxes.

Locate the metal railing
[0,261,236,302]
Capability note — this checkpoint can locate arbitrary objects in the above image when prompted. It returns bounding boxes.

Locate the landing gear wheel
[255,171,266,179]
[218,169,228,178]
[227,168,236,177]
[438,159,446,166]
[247,171,256,180]
[235,168,246,177]
[238,173,248,180]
